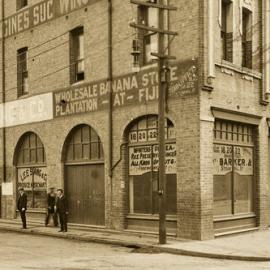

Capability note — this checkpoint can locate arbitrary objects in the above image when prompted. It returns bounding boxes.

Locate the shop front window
[213,120,254,217]
[128,115,176,215]
[16,132,47,209]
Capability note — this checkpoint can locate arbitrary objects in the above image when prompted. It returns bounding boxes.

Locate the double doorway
[64,124,105,226]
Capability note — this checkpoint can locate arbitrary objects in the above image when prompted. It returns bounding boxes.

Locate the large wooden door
[66,164,105,225]
[64,124,105,226]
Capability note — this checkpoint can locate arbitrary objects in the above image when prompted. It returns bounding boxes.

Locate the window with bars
[17,47,28,97]
[70,27,85,84]
[214,120,254,144]
[65,125,104,162]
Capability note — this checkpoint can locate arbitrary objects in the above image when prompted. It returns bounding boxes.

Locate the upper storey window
[70,27,85,84]
[17,0,28,10]
[138,3,158,65]
[17,47,29,97]
[242,8,253,69]
[221,0,233,62]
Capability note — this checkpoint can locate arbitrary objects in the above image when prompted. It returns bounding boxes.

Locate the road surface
[0,231,270,270]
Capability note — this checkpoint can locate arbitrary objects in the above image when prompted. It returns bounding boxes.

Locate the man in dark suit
[56,189,68,232]
[45,187,58,227]
[17,188,27,229]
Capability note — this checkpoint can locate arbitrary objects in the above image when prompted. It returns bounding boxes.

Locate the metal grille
[214,120,254,145]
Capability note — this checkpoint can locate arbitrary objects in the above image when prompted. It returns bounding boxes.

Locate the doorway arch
[15,132,47,209]
[127,115,177,215]
[63,124,105,225]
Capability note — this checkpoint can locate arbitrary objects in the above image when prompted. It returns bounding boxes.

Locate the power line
[0,31,136,95]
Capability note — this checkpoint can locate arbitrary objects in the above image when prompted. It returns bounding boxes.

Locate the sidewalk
[0,219,270,261]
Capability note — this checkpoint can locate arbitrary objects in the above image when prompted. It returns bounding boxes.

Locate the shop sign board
[2,93,53,128]
[213,144,253,176]
[54,60,198,118]
[129,143,176,176]
[3,0,98,38]
[17,167,48,191]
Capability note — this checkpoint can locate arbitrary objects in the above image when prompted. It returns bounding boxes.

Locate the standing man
[56,189,68,232]
[17,188,27,229]
[45,187,58,227]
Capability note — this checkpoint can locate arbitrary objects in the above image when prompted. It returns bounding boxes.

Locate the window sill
[71,80,85,87]
[17,93,30,100]
[140,62,158,71]
[127,213,177,221]
[216,61,262,80]
[16,163,46,168]
[214,213,256,222]
[16,6,28,12]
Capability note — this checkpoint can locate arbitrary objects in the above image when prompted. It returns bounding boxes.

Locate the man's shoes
[63,230,67,232]
[58,230,63,232]
[21,227,27,229]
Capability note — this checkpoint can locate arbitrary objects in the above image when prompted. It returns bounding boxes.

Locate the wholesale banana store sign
[3,0,98,38]
[54,59,198,117]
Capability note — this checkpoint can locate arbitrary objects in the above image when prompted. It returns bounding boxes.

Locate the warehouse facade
[0,0,269,240]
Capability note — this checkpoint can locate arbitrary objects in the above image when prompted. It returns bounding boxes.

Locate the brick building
[0,0,269,240]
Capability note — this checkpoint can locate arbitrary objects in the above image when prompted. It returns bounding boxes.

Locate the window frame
[220,0,233,62]
[17,0,28,10]
[17,47,29,97]
[213,120,255,217]
[137,5,158,66]
[128,116,177,215]
[16,133,47,210]
[241,7,253,69]
[70,26,85,84]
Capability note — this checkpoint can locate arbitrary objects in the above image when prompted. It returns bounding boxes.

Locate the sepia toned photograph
[0,0,270,269]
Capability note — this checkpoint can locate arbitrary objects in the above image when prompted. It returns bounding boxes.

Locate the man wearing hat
[56,189,68,232]
[45,187,58,227]
[17,188,27,229]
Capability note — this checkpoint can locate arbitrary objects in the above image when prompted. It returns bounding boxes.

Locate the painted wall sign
[17,167,48,191]
[54,60,198,118]
[213,144,253,176]
[2,93,53,128]
[3,0,99,38]
[129,143,176,176]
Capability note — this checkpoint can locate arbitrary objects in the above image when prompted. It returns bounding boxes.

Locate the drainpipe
[263,0,270,100]
[1,0,6,218]
[107,0,113,227]
[108,0,113,178]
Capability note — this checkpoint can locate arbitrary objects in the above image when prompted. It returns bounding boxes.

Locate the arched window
[65,124,104,162]
[16,132,47,209]
[128,115,177,215]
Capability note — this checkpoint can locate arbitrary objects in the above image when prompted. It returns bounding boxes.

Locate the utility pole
[130,0,177,244]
